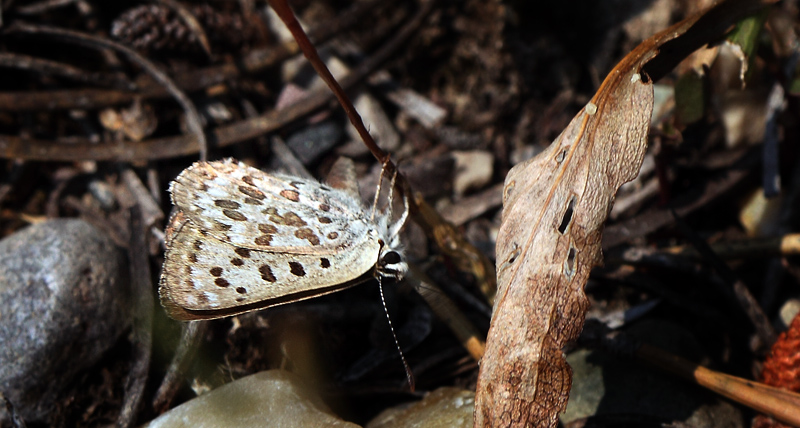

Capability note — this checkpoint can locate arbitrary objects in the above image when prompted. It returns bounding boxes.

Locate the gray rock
[0,219,128,425]
[143,370,360,428]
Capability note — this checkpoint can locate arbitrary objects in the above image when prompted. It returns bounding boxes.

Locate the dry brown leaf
[474,67,651,428]
[473,1,775,425]
[476,59,653,425]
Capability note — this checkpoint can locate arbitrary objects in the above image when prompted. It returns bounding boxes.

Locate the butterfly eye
[382,251,402,265]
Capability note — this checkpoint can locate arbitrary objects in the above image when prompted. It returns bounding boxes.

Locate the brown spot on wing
[255,235,273,246]
[280,189,300,202]
[258,224,278,234]
[254,223,277,246]
[238,185,265,200]
[236,287,247,294]
[215,278,230,287]
[193,240,203,251]
[263,207,282,224]
[289,262,306,277]
[295,228,320,245]
[263,207,307,227]
[318,216,333,224]
[223,210,247,221]
[259,265,276,282]
[215,199,240,209]
[283,212,306,227]
[209,267,223,277]
[320,258,330,268]
[231,258,244,266]
[235,248,251,258]
[327,232,339,240]
[242,175,255,186]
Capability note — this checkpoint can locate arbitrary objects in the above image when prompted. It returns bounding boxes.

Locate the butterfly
[158,158,408,321]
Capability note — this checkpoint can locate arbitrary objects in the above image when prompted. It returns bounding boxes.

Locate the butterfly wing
[159,212,381,320]
[169,159,368,254]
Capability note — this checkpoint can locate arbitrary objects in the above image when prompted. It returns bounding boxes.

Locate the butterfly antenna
[371,159,389,222]
[387,167,397,219]
[378,276,415,391]
[388,168,409,239]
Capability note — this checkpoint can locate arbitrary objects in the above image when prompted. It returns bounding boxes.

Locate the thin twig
[0,2,432,161]
[408,265,486,361]
[672,211,777,347]
[266,0,434,206]
[267,0,385,162]
[0,52,134,88]
[5,21,208,161]
[14,0,76,15]
[152,321,208,413]
[602,146,758,249]
[0,0,383,112]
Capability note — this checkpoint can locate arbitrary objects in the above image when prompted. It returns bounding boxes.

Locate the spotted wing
[169,159,369,254]
[159,214,381,320]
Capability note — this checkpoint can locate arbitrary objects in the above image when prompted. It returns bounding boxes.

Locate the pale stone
[366,387,474,428]
[451,151,494,197]
[144,371,360,428]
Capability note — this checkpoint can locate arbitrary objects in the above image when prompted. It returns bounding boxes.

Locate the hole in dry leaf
[556,150,567,163]
[507,245,520,265]
[558,196,576,234]
[565,246,577,278]
[503,181,515,201]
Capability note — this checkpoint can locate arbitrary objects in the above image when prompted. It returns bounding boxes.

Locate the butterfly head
[376,219,407,281]
[373,181,408,282]
[378,246,407,281]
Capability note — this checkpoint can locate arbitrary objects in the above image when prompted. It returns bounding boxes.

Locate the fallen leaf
[474,1,776,425]
[474,63,652,428]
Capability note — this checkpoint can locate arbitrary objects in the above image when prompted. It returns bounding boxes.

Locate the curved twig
[0,2,431,161]
[5,21,208,160]
[0,0,383,112]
